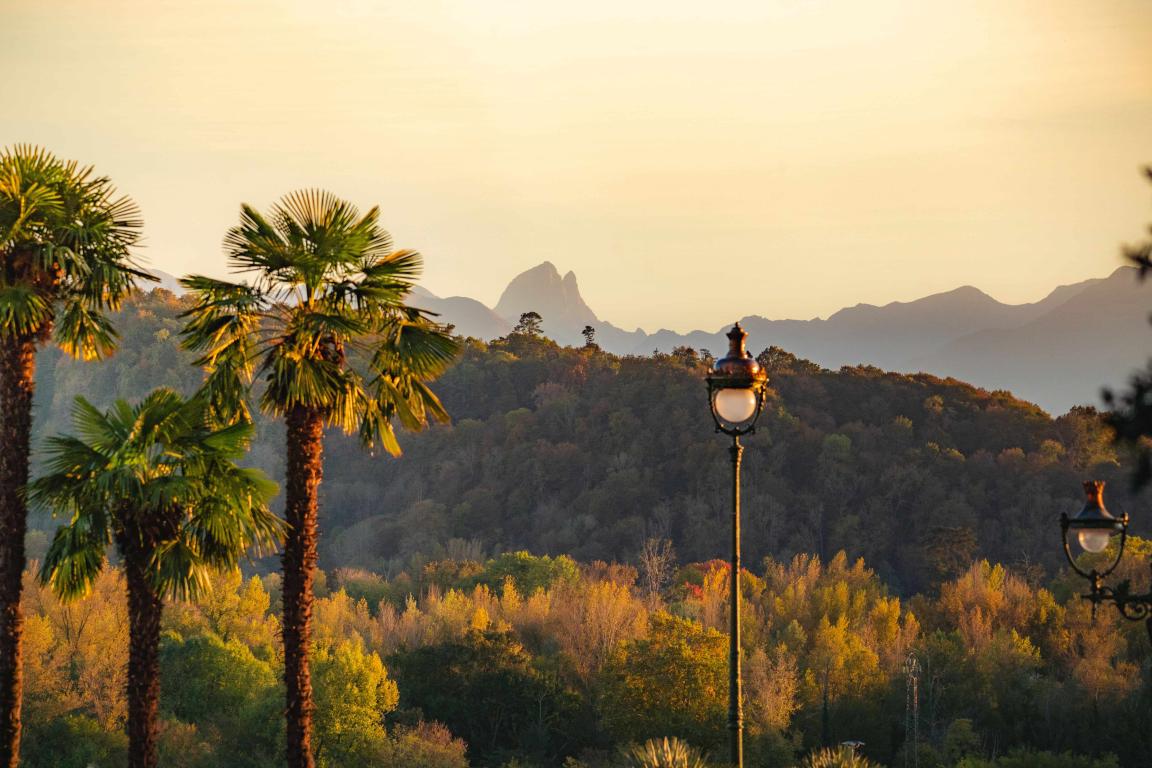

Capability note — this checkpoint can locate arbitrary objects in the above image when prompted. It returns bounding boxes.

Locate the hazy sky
[4,0,1150,331]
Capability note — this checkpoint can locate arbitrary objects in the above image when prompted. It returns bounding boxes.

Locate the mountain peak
[523,261,561,279]
[494,262,598,343]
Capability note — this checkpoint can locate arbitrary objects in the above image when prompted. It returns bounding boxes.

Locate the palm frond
[39,520,108,600]
[260,347,349,414]
[184,190,457,454]
[0,145,145,342]
[149,537,214,602]
[54,299,118,360]
[68,396,123,453]
[35,388,282,603]
[0,285,53,337]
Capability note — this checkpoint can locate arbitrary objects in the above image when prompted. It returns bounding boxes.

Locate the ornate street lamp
[706,322,769,768]
[1060,480,1151,644]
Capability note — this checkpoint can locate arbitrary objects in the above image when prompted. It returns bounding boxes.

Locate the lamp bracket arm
[1096,529,1128,580]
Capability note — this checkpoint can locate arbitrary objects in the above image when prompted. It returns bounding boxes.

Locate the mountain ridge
[138,260,1149,414]
[416,262,1146,414]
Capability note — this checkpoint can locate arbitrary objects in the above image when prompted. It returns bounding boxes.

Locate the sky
[3,0,1151,332]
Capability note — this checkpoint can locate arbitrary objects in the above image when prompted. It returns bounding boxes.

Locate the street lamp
[706,322,769,768]
[1060,480,1151,645]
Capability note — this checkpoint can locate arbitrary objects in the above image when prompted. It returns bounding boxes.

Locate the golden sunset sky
[4,0,1150,330]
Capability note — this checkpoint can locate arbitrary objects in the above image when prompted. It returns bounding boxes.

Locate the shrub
[800,746,880,768]
[620,737,710,768]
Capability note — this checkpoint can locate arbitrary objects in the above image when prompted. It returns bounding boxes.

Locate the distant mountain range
[148,263,1152,414]
[407,262,1152,415]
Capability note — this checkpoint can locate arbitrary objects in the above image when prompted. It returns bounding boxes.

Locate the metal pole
[729,434,744,768]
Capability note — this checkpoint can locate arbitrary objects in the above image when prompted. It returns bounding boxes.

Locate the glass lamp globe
[1077,529,1112,554]
[714,388,758,425]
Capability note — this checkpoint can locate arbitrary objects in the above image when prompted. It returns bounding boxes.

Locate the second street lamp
[1059,480,1151,645]
[706,322,769,768]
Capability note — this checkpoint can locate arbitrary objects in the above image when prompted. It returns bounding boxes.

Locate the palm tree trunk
[283,406,324,768]
[0,335,35,768]
[125,552,163,768]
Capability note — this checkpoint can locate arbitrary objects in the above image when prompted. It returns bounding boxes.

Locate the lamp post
[1059,480,1152,645]
[706,323,769,768]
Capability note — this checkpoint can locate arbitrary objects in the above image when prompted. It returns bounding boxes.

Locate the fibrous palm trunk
[125,550,163,768]
[282,406,324,768]
[0,336,35,768]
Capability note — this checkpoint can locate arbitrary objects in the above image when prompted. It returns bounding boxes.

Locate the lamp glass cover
[714,388,758,424]
[1077,529,1111,554]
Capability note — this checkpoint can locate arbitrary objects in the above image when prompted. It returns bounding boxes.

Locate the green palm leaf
[31,391,283,602]
[0,144,149,352]
[183,188,459,449]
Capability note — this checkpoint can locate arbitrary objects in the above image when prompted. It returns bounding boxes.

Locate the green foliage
[620,737,709,768]
[0,144,146,352]
[390,630,582,765]
[956,750,1120,768]
[476,550,580,594]
[159,633,281,766]
[599,613,727,749]
[31,389,281,602]
[312,641,398,765]
[799,746,879,768]
[943,719,981,764]
[22,713,127,768]
[179,189,459,450]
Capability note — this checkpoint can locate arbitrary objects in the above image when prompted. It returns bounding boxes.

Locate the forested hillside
[20,288,1152,768]
[28,289,1142,597]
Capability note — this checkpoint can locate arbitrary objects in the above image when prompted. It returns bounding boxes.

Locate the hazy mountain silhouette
[915,267,1149,413]
[141,261,1147,414]
[410,285,512,339]
[493,262,598,344]
[418,262,1150,414]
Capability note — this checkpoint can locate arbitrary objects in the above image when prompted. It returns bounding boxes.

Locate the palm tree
[179,189,459,768]
[0,145,146,766]
[30,389,281,768]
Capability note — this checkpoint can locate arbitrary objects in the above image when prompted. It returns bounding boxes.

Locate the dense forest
[17,287,1151,767]
[29,289,1143,594]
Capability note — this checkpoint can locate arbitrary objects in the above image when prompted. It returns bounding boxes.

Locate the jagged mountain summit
[493,262,599,346]
[413,262,1151,414]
